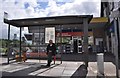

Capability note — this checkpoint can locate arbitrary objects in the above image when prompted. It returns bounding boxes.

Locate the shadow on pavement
[2,63,61,77]
[62,53,115,62]
[71,64,88,78]
[2,76,59,78]
[34,64,61,76]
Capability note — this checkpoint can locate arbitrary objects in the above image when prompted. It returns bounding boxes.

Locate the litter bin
[97,41,104,76]
[97,53,104,76]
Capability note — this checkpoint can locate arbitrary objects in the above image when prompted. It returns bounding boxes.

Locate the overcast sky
[0,0,101,39]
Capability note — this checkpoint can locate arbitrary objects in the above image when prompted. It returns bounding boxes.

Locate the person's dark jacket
[47,43,56,56]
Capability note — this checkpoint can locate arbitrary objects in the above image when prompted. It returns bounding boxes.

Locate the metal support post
[39,26,41,63]
[114,18,119,78]
[19,27,22,61]
[83,18,89,67]
[7,24,10,64]
[118,18,120,78]
[60,25,62,64]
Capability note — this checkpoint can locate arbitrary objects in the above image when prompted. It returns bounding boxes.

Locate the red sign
[56,32,93,36]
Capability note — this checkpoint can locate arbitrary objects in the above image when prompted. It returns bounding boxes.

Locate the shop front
[56,31,93,54]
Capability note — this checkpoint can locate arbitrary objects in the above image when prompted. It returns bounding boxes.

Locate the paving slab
[87,66,97,77]
[104,62,116,77]
[88,62,116,77]
[1,55,119,78]
[46,68,63,76]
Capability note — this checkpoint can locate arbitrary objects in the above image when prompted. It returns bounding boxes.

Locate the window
[109,2,114,11]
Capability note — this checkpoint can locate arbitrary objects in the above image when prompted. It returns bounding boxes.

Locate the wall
[93,27,106,45]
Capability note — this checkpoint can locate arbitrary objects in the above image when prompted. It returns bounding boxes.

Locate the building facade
[101,1,120,57]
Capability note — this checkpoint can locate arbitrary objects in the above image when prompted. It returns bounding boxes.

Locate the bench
[26,52,62,63]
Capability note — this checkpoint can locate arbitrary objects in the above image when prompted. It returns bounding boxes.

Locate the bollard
[97,53,104,77]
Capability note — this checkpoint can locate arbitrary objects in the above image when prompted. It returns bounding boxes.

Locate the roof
[90,17,108,23]
[4,15,93,27]
[28,17,108,33]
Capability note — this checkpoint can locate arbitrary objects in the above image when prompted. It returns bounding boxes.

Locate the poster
[45,27,55,43]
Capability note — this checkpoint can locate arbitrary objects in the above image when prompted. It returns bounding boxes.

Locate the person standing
[46,40,56,67]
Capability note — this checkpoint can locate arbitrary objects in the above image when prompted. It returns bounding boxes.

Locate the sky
[0,0,101,39]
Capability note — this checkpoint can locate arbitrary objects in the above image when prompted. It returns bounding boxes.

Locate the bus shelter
[4,15,93,67]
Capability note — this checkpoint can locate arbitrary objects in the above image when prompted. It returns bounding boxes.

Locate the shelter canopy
[4,15,93,27]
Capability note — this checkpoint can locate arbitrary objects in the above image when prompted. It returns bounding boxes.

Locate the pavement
[0,53,119,78]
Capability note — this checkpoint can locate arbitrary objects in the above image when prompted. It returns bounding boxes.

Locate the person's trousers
[47,52,52,65]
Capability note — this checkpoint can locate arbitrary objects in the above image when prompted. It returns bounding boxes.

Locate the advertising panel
[45,27,55,43]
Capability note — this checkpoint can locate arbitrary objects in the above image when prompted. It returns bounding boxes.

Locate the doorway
[73,39,78,53]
